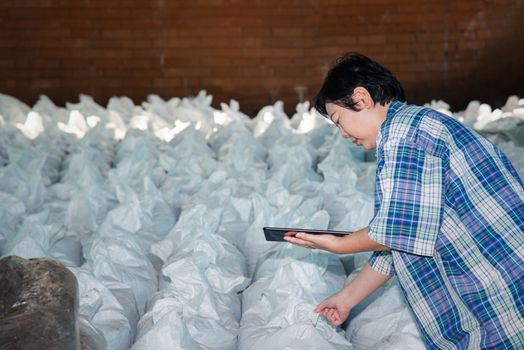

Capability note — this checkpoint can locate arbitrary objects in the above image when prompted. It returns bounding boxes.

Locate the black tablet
[263,226,352,242]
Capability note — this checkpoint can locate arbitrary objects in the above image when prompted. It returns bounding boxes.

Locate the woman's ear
[352,87,373,110]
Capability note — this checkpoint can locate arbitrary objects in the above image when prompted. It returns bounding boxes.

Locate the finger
[283,236,313,246]
[328,309,335,319]
[294,232,312,241]
[315,297,335,312]
[314,301,327,313]
[332,311,341,325]
[327,310,336,324]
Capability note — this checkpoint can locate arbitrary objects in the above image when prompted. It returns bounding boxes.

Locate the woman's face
[325,97,388,150]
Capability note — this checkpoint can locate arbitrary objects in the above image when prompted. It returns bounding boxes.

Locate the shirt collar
[376,100,406,150]
[386,100,406,119]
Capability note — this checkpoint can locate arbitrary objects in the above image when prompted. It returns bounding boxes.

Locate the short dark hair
[314,53,406,116]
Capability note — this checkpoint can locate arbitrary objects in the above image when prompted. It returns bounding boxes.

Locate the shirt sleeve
[368,250,395,276]
[368,139,444,257]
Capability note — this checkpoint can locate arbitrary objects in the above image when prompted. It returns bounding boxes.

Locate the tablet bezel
[263,226,352,242]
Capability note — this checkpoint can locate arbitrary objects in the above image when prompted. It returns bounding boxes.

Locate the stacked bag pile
[1,91,523,349]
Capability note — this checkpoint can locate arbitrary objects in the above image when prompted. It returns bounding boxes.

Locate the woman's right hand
[283,231,346,253]
[314,290,353,326]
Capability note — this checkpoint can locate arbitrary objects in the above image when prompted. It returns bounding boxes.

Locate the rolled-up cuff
[368,250,395,276]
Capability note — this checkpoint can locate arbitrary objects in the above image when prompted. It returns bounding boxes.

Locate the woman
[284,53,524,349]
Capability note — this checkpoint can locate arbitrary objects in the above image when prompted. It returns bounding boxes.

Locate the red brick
[0,0,521,115]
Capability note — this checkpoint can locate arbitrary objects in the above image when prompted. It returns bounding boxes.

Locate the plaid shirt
[367,101,524,349]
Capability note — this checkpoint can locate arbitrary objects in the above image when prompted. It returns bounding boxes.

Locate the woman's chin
[361,142,375,150]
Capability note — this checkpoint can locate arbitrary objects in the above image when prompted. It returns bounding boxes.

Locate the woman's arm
[315,263,391,325]
[284,227,389,254]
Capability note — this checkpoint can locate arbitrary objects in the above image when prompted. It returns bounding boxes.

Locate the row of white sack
[130,204,251,350]
[2,91,523,140]
[0,93,373,259]
[3,89,521,186]
[2,91,521,192]
[4,91,520,348]
[426,96,524,144]
[0,100,381,349]
[73,204,251,350]
[239,248,426,350]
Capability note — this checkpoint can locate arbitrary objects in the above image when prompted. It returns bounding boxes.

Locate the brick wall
[1,0,523,115]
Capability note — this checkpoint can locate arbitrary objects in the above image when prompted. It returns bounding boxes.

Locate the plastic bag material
[136,177,176,239]
[208,120,254,153]
[141,231,249,350]
[0,151,46,212]
[0,197,82,266]
[216,130,267,175]
[107,96,137,123]
[65,184,115,237]
[110,130,167,188]
[244,246,346,312]
[239,246,350,350]
[33,95,70,125]
[148,283,238,350]
[15,110,44,140]
[0,191,26,246]
[239,192,278,277]
[265,161,329,228]
[0,93,30,123]
[131,296,206,350]
[79,317,107,350]
[114,129,157,164]
[317,131,366,164]
[31,134,67,186]
[1,210,54,260]
[216,195,253,247]
[70,266,132,350]
[150,204,222,264]
[110,153,158,190]
[317,139,377,231]
[323,190,374,232]
[317,143,362,185]
[239,294,352,350]
[141,94,173,121]
[160,173,206,209]
[98,177,175,249]
[60,149,107,187]
[218,99,252,127]
[65,94,109,123]
[289,101,312,130]
[344,276,425,350]
[98,181,172,250]
[57,110,90,138]
[251,101,290,141]
[472,100,524,133]
[497,141,524,179]
[165,134,218,179]
[160,231,250,298]
[267,134,317,172]
[83,235,158,317]
[48,234,82,267]
[180,170,234,210]
[73,124,115,167]
[267,184,329,231]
